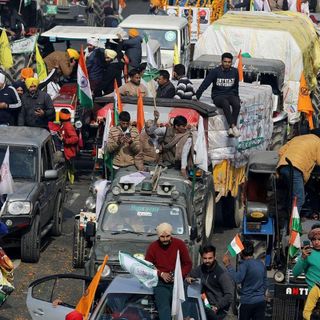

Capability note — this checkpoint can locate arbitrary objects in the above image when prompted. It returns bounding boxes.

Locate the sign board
[45,5,58,15]
[166,6,211,43]
[10,35,37,54]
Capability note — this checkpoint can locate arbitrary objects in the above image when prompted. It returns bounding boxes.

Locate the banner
[10,35,37,54]
[119,251,158,288]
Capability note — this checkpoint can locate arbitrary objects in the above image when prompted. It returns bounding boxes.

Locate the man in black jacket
[196,52,241,138]
[0,72,21,126]
[186,244,234,320]
[18,78,55,130]
[156,70,175,98]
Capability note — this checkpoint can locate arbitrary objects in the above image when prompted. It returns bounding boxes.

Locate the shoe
[232,126,241,137]
[227,128,234,137]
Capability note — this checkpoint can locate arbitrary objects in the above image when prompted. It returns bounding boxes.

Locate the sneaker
[232,126,241,137]
[227,128,234,137]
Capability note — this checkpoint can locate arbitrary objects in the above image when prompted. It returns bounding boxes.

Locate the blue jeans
[279,166,305,213]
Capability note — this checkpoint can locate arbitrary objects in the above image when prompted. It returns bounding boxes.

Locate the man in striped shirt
[173,64,196,100]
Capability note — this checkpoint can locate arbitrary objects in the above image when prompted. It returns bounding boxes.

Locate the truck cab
[119,14,190,71]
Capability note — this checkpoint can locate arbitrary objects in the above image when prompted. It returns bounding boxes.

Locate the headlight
[98,264,111,278]
[274,270,285,283]
[75,120,82,129]
[85,196,96,210]
[7,201,32,215]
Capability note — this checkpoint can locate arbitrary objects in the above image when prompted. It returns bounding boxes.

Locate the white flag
[0,147,14,195]
[171,250,185,320]
[194,116,208,172]
[102,108,112,150]
[146,41,157,69]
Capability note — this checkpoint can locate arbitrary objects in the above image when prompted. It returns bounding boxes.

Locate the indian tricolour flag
[288,197,302,257]
[77,47,93,109]
[227,234,244,257]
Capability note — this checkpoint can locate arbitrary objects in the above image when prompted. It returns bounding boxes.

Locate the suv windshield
[96,293,201,320]
[0,146,37,181]
[102,203,184,235]
[123,28,177,50]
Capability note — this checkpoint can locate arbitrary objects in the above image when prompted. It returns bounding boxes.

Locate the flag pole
[18,0,23,15]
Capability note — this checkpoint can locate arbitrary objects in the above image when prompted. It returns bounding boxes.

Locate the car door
[26,274,91,320]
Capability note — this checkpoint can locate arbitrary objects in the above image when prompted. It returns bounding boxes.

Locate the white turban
[0,73,5,83]
[87,37,99,47]
[156,223,173,236]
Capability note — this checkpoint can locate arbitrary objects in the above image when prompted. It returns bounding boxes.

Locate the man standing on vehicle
[186,245,234,320]
[156,70,176,98]
[18,77,55,130]
[196,52,241,138]
[0,72,21,126]
[119,68,148,97]
[223,240,267,320]
[145,222,192,320]
[277,133,320,214]
[106,111,144,172]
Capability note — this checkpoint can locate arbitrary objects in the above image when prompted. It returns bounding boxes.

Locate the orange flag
[114,79,123,113]
[75,255,109,319]
[237,50,244,82]
[136,90,145,133]
[297,72,314,130]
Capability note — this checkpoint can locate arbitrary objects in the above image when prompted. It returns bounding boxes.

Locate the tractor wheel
[93,0,119,26]
[72,219,85,268]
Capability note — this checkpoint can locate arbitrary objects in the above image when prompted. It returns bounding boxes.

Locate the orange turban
[128,28,139,38]
[59,108,71,121]
[20,68,34,80]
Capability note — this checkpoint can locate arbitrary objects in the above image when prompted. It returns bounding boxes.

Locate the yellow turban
[151,0,161,6]
[25,77,40,89]
[156,223,173,236]
[128,28,139,38]
[104,49,117,60]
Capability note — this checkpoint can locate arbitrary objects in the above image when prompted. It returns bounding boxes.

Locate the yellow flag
[35,43,47,81]
[173,43,180,65]
[76,255,109,319]
[297,72,314,130]
[0,30,13,70]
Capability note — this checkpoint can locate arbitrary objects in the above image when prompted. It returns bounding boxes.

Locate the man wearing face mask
[106,111,144,172]
[145,222,192,320]
[186,245,234,320]
[18,77,55,130]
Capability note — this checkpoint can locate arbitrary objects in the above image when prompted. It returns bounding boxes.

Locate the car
[26,273,207,320]
[0,127,66,263]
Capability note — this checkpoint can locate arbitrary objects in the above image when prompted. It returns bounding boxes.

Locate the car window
[32,278,86,308]
[95,293,201,320]
[41,146,48,176]
[45,140,54,170]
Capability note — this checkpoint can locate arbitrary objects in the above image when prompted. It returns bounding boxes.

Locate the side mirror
[44,169,58,180]
[190,226,198,241]
[85,221,96,238]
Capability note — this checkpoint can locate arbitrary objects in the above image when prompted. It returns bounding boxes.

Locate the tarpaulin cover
[194,11,320,122]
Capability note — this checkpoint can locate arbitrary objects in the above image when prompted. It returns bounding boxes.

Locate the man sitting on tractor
[277,133,320,214]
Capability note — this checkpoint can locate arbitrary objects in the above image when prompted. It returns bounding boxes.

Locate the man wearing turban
[145,222,192,320]
[18,77,55,130]
[0,72,21,126]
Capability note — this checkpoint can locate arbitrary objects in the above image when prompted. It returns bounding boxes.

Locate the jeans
[205,307,228,320]
[279,165,305,213]
[153,281,174,320]
[239,301,266,320]
[213,95,241,127]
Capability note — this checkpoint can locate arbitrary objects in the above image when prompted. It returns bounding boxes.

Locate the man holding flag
[223,239,267,320]
[186,245,233,320]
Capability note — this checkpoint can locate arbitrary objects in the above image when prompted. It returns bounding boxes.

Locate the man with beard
[145,223,192,320]
[119,68,148,97]
[186,245,233,320]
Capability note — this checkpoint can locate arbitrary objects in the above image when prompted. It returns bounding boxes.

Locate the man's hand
[154,110,160,121]
[212,306,218,313]
[160,272,173,283]
[52,298,63,307]
[35,108,45,117]
[222,254,231,266]
[186,276,196,284]
[301,245,312,259]
[124,135,133,145]
[0,102,8,109]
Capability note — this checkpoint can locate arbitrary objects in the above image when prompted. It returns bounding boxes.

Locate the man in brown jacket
[119,68,147,97]
[44,48,79,78]
[106,111,144,171]
[277,134,320,213]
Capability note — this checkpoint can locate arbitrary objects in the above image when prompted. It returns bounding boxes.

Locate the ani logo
[80,76,88,88]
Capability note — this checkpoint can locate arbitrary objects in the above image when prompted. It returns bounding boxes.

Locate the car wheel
[51,192,63,236]
[72,219,85,268]
[21,214,41,263]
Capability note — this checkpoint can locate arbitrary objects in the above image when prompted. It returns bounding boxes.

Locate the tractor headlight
[85,196,96,210]
[7,201,32,215]
[274,270,285,283]
[98,265,111,278]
